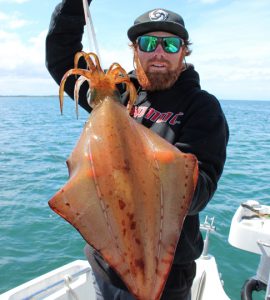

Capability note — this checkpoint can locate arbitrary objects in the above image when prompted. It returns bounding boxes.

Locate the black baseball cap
[127,8,189,42]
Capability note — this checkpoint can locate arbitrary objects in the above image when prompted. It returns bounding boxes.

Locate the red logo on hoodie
[131,106,184,125]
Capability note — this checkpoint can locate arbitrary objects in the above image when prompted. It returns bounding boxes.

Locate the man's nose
[153,43,165,57]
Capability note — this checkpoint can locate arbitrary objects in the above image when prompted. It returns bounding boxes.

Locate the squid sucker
[48,52,198,300]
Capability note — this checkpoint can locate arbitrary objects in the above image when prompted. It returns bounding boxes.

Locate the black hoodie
[46,0,229,291]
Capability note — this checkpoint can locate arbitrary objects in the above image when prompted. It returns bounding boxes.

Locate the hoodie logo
[131,106,184,126]
[149,9,168,22]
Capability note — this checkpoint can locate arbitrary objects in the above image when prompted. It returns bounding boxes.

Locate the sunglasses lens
[138,36,183,53]
[138,36,158,52]
[163,37,182,53]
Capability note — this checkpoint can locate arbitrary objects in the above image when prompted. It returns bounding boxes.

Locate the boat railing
[200,216,216,259]
[19,266,91,300]
[257,240,270,300]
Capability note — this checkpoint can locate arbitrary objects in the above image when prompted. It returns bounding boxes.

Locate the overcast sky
[0,0,269,100]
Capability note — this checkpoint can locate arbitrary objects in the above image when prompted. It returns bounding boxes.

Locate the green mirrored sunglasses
[137,35,183,53]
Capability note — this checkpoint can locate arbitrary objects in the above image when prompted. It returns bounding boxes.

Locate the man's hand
[61,0,92,16]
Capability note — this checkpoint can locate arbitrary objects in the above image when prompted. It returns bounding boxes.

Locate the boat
[1,201,269,300]
[228,200,270,300]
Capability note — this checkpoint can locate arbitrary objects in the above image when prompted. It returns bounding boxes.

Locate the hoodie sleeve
[175,91,229,215]
[45,0,92,112]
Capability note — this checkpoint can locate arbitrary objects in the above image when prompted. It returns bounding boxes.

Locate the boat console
[228,200,270,300]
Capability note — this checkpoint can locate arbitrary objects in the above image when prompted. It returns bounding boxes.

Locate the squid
[48,52,198,300]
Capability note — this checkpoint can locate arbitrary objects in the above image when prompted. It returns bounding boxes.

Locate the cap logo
[149,9,168,22]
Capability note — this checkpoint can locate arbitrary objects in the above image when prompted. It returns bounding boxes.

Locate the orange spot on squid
[130,221,136,230]
[154,151,174,163]
[119,199,126,210]
[135,238,141,245]
[135,258,145,271]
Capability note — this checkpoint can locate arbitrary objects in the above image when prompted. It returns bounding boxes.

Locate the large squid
[48,52,198,300]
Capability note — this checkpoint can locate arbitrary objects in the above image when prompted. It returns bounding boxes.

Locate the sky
[0,0,269,100]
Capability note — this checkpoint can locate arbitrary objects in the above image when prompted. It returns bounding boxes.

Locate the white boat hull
[0,257,229,300]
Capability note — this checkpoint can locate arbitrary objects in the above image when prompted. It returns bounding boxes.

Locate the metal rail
[21,266,91,300]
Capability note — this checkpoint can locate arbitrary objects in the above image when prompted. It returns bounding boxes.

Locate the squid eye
[87,89,91,107]
[87,88,96,108]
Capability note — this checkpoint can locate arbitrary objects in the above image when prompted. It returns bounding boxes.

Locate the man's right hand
[61,0,92,16]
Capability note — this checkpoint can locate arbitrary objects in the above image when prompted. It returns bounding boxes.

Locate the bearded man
[46,1,229,299]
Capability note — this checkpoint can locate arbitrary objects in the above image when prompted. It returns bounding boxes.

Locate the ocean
[0,96,269,299]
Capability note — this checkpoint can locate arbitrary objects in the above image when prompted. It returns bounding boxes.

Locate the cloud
[0,0,29,3]
[0,27,133,96]
[0,29,133,96]
[0,0,269,99]
[188,0,221,4]
[9,18,29,29]
[200,0,220,3]
[82,34,133,72]
[0,28,51,95]
[0,11,31,29]
[0,7,41,75]
[187,0,270,99]
[3,30,46,69]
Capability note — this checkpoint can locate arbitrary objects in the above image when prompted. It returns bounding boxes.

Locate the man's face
[134,31,186,91]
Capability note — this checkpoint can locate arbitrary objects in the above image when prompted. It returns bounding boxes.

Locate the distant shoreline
[0,95,269,102]
[0,95,59,97]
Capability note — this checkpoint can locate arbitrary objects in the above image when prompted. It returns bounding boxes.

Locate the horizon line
[0,95,269,102]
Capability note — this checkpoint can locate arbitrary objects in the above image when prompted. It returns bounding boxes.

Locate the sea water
[0,97,269,299]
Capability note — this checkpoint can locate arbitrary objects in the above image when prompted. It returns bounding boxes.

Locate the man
[46,1,229,299]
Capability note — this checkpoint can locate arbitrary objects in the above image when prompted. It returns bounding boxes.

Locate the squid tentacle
[74,75,90,118]
[86,52,102,72]
[59,68,92,114]
[107,66,136,112]
[60,53,137,115]
[74,51,95,71]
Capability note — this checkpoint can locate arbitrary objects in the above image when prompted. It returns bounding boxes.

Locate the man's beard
[134,54,183,91]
